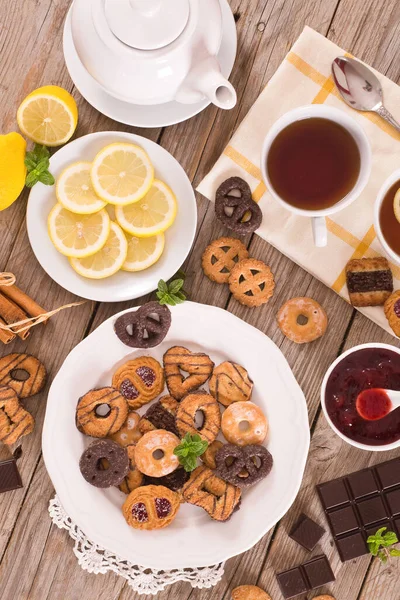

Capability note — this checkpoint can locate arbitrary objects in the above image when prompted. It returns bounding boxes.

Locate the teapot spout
[176,56,237,110]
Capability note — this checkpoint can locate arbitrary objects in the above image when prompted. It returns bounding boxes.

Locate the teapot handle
[129,0,162,16]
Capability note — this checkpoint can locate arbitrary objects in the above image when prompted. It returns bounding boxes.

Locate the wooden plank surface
[0,0,399,598]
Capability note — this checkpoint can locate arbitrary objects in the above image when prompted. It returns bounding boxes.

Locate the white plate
[27,131,197,302]
[42,302,310,569]
[63,0,237,128]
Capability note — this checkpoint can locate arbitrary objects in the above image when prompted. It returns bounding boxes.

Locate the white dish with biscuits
[42,302,309,569]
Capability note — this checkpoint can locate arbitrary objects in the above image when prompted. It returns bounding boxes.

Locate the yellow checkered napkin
[197,26,400,338]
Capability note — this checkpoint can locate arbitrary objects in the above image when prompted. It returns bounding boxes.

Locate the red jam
[132,502,148,523]
[120,379,139,400]
[155,497,171,519]
[136,367,156,388]
[325,348,400,445]
[356,389,392,421]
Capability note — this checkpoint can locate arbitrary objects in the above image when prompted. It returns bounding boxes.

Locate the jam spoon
[356,388,400,421]
[332,56,400,133]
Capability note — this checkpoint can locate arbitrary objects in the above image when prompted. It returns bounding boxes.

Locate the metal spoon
[356,388,400,421]
[332,56,400,133]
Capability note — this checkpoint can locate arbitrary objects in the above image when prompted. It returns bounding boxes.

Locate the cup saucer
[63,0,237,128]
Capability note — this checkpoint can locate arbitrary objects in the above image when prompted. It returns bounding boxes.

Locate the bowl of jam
[321,343,400,451]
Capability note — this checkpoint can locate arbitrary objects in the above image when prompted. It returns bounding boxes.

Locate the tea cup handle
[312,216,328,247]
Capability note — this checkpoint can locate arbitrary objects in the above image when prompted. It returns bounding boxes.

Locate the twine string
[0,301,86,334]
[0,273,16,287]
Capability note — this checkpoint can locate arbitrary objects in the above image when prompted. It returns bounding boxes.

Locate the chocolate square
[318,479,349,510]
[328,506,359,536]
[395,519,400,536]
[358,497,387,526]
[348,469,378,499]
[386,489,400,517]
[0,457,23,493]
[276,567,308,599]
[376,459,400,489]
[337,532,368,561]
[289,513,325,552]
[303,555,335,588]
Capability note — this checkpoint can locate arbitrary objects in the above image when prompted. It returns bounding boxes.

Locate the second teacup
[261,105,372,247]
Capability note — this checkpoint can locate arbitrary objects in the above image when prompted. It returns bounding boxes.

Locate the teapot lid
[104,0,190,50]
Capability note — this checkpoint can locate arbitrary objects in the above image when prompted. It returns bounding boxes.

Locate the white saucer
[63,0,238,128]
[27,131,197,303]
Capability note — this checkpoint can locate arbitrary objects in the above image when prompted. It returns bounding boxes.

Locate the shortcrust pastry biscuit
[112,357,164,410]
[122,485,180,530]
[202,237,249,284]
[229,259,275,307]
[209,361,253,406]
[163,346,214,400]
[346,257,393,306]
[76,387,128,438]
[176,391,221,443]
[182,465,241,521]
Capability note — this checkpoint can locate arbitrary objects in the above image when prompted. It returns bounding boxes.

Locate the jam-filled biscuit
[0,353,46,398]
[232,585,272,600]
[182,465,241,521]
[112,357,164,409]
[201,440,224,470]
[76,387,128,438]
[277,297,328,344]
[222,402,268,446]
[176,391,221,443]
[123,485,180,530]
[109,411,142,447]
[346,257,393,306]
[384,290,400,337]
[79,440,129,488]
[209,361,253,406]
[202,237,249,284]
[0,386,34,445]
[139,395,179,437]
[229,259,275,307]
[134,429,180,477]
[118,445,144,494]
[164,346,214,400]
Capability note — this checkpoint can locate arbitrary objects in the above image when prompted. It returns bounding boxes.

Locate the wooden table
[1,0,400,598]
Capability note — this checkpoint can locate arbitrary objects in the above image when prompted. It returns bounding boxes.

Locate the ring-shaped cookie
[76,387,129,438]
[79,440,130,488]
[112,357,164,409]
[134,429,180,477]
[176,391,221,443]
[221,401,268,446]
[123,484,180,530]
[0,353,46,398]
[0,386,35,445]
[277,297,328,344]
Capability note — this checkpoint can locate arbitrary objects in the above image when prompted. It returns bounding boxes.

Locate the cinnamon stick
[0,293,30,340]
[0,317,16,344]
[1,284,48,321]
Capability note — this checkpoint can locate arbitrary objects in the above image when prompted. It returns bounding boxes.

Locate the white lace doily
[49,495,225,595]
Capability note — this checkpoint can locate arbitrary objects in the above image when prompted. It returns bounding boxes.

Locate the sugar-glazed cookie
[134,429,180,477]
[0,386,34,445]
[277,297,328,344]
[176,391,221,443]
[202,237,249,284]
[0,353,46,398]
[76,387,128,438]
[118,445,144,494]
[109,411,142,447]
[123,485,180,530]
[112,357,164,409]
[182,465,241,521]
[221,401,268,446]
[163,346,214,400]
[209,361,253,406]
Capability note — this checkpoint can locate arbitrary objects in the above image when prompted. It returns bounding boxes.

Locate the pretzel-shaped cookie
[202,237,249,284]
[229,259,275,307]
[114,302,171,349]
[215,444,273,488]
[0,386,34,445]
[123,484,180,530]
[182,465,241,521]
[215,177,263,235]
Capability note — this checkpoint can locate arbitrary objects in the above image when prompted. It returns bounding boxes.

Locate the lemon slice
[393,188,400,224]
[70,222,128,279]
[48,204,110,258]
[56,162,106,214]
[91,143,154,205]
[115,180,177,238]
[122,233,165,272]
[17,85,78,146]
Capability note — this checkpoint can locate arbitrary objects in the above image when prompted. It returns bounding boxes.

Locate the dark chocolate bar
[276,554,335,599]
[317,457,400,562]
[0,454,23,493]
[289,513,325,551]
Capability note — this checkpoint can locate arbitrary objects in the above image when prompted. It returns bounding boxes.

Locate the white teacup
[374,167,400,266]
[260,105,372,247]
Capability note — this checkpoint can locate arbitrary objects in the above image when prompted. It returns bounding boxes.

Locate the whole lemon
[0,132,27,211]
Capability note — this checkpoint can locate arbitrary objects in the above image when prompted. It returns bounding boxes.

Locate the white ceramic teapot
[70,0,237,110]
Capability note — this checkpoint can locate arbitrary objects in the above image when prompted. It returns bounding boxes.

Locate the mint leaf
[24,157,37,172]
[168,279,184,294]
[156,275,187,306]
[24,144,54,189]
[34,144,50,161]
[378,551,388,563]
[383,531,398,546]
[38,171,55,186]
[158,280,168,294]
[36,158,50,172]
[174,433,208,472]
[25,171,39,188]
[390,549,400,557]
